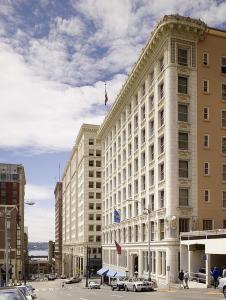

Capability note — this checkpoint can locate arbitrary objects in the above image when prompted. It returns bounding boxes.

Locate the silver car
[218,277,226,297]
[124,278,151,292]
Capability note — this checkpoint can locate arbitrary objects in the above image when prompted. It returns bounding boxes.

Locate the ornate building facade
[98,15,226,284]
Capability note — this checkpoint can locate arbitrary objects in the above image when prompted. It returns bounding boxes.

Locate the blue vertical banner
[114,209,120,223]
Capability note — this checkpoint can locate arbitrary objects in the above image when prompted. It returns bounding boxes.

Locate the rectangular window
[221,57,226,74]
[159,136,164,154]
[222,137,226,154]
[141,151,146,168]
[178,104,188,122]
[96,161,101,167]
[150,169,154,186]
[89,181,94,188]
[203,219,213,230]
[96,150,101,156]
[160,190,164,208]
[222,111,226,127]
[134,114,138,129]
[223,220,226,229]
[178,76,188,94]
[179,188,189,206]
[159,109,164,127]
[159,56,164,71]
[159,82,164,100]
[89,160,94,167]
[223,191,226,208]
[149,95,154,111]
[204,162,209,175]
[141,104,146,121]
[203,107,209,120]
[142,82,146,96]
[149,144,154,161]
[204,190,210,202]
[159,163,164,181]
[223,164,226,181]
[178,132,188,150]
[134,136,138,150]
[89,171,94,177]
[179,160,188,178]
[204,135,209,148]
[141,128,146,144]
[203,52,209,65]
[203,80,209,93]
[160,219,164,240]
[178,48,188,66]
[149,119,154,137]
[179,218,190,233]
[149,71,154,85]
[222,84,226,100]
[89,192,94,199]
[89,139,94,145]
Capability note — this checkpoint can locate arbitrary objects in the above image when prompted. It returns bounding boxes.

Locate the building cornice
[97,14,207,139]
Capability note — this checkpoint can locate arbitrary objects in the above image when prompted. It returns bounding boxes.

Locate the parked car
[16,286,32,300]
[218,277,226,297]
[0,287,27,300]
[88,281,101,289]
[48,274,56,281]
[124,278,152,292]
[65,276,82,284]
[111,277,128,291]
[60,275,67,279]
[25,285,37,299]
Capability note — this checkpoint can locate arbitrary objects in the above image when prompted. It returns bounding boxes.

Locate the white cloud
[55,17,85,36]
[25,184,53,202]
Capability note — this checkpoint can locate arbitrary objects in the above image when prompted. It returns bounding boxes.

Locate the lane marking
[80,298,88,300]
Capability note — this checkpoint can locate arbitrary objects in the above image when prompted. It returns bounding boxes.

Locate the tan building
[0,163,26,284]
[97,15,226,284]
[62,124,102,276]
[54,182,62,276]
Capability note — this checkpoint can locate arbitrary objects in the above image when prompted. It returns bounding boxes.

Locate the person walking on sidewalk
[184,271,189,289]
[178,270,184,289]
[212,267,220,289]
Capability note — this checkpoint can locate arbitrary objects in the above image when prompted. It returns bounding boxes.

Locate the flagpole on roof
[104,82,108,117]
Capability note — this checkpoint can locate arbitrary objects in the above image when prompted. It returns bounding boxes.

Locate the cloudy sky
[0,0,226,242]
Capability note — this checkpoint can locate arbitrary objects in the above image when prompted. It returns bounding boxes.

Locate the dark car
[65,276,82,284]
[0,287,27,300]
[48,275,56,281]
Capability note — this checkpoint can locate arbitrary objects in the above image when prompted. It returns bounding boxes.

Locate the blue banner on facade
[114,209,120,223]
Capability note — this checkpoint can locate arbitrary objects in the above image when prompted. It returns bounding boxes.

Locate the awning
[115,270,126,277]
[97,267,109,276]
[106,269,117,277]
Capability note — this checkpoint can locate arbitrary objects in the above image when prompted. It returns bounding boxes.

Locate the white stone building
[97,15,207,284]
[62,124,102,276]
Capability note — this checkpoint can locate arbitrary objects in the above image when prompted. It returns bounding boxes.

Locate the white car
[218,277,226,297]
[124,278,151,292]
[88,281,101,289]
[17,286,33,300]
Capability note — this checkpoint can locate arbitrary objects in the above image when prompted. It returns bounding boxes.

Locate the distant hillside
[28,242,48,251]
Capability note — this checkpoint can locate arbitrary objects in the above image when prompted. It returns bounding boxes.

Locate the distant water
[29,250,48,256]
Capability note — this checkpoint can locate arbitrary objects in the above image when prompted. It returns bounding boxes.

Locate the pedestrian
[62,281,65,288]
[223,267,226,278]
[184,271,189,289]
[212,267,220,289]
[178,270,184,289]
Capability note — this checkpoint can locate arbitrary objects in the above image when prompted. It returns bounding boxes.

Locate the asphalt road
[32,279,223,300]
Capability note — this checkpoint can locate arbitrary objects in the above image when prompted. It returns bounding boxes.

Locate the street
[32,279,223,300]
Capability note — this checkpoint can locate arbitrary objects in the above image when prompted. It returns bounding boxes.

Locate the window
[134,114,138,129]
[96,214,101,221]
[134,136,138,151]
[96,193,101,199]
[178,132,188,150]
[159,82,164,100]
[128,103,132,115]
[89,149,94,156]
[141,128,146,144]
[149,95,154,111]
[89,139,94,145]
[223,192,226,208]
[96,150,101,156]
[89,214,94,220]
[203,52,209,65]
[223,164,226,181]
[96,161,101,167]
[89,236,94,242]
[128,163,132,177]
[223,220,226,229]
[134,158,138,173]
[96,236,101,242]
[204,190,210,202]
[96,225,101,231]
[179,218,190,233]
[178,76,188,94]
[134,94,138,107]
[222,84,226,100]
[142,82,146,96]
[203,219,213,230]
[141,175,146,191]
[149,144,154,161]
[222,138,226,154]
[159,136,164,154]
[204,135,209,148]
[160,219,164,240]
[203,107,209,120]
[221,57,226,74]
[179,188,189,206]
[203,80,209,93]
[149,119,154,137]
[89,225,94,231]
[204,162,210,175]
[178,104,188,122]
[150,169,154,186]
[179,160,188,178]
[159,56,164,71]
[89,160,94,167]
[222,111,226,127]
[89,192,94,199]
[159,163,164,181]
[134,179,138,194]
[178,47,188,66]
[96,171,101,178]
[141,151,146,167]
[96,182,101,188]
[150,223,154,241]
[128,143,132,156]
[89,171,94,177]
[149,71,154,85]
[89,203,94,209]
[128,122,132,136]
[89,181,94,188]
[141,104,145,121]
[160,190,164,208]
[159,109,164,127]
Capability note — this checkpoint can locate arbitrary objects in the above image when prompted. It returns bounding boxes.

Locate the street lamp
[127,198,152,280]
